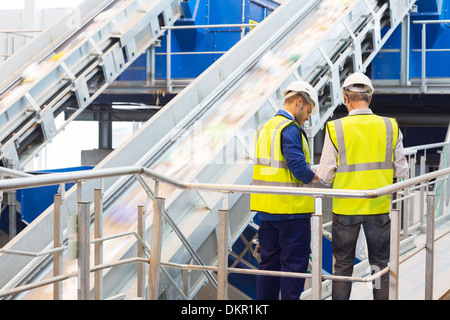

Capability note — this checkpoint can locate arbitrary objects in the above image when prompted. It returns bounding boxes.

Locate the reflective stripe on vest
[327,114,398,215]
[250,115,314,214]
[334,117,394,173]
[253,118,292,171]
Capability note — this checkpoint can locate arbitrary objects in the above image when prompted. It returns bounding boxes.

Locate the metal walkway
[0,0,418,299]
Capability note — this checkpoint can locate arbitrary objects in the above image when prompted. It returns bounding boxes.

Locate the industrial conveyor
[0,0,181,170]
[0,0,416,299]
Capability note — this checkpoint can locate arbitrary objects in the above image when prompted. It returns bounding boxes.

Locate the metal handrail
[0,164,448,199]
[410,20,450,91]
[412,20,450,24]
[160,23,258,92]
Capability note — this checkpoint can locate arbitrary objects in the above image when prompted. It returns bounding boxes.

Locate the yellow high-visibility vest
[327,114,399,215]
[250,115,314,214]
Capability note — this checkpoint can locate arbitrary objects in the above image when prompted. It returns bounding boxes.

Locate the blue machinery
[0,0,448,299]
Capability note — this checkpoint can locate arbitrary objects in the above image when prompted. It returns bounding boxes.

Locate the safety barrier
[0,142,449,299]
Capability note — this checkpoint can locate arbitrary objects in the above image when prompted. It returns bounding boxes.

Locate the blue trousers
[256,218,311,300]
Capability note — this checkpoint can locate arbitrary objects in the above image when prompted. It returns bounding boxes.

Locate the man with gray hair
[315,72,408,300]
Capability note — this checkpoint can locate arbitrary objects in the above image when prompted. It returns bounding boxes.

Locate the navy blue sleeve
[280,124,315,184]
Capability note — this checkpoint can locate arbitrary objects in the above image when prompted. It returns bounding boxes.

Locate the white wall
[0,2,72,60]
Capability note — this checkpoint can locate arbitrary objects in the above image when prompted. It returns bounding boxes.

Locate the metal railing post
[7,158,16,240]
[53,194,63,300]
[421,23,427,93]
[311,197,323,300]
[137,205,146,298]
[446,148,450,208]
[148,197,164,300]
[389,208,400,300]
[425,191,435,300]
[182,268,191,299]
[402,187,410,238]
[400,14,410,86]
[217,209,229,300]
[94,189,103,300]
[166,28,172,92]
[77,201,91,300]
[420,155,426,224]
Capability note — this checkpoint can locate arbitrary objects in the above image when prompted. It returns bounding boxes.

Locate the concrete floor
[350,219,450,300]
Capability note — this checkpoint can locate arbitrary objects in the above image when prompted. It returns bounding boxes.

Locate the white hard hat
[341,72,374,95]
[283,81,319,115]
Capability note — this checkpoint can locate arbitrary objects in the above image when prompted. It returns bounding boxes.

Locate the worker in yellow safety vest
[315,72,408,300]
[251,80,320,300]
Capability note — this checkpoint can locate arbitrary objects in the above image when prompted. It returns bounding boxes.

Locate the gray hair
[343,90,371,103]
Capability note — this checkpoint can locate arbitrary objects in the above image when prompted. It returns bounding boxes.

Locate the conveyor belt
[0,0,181,170]
[0,0,416,299]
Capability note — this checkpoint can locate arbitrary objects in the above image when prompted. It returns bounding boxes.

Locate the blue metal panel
[415,0,442,15]
[117,54,148,82]
[210,0,246,24]
[372,25,402,80]
[410,0,443,49]
[228,224,258,299]
[372,0,450,80]
[118,0,278,81]
[174,0,208,51]
[18,166,93,224]
[181,0,194,19]
[249,0,278,22]
[165,0,249,78]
